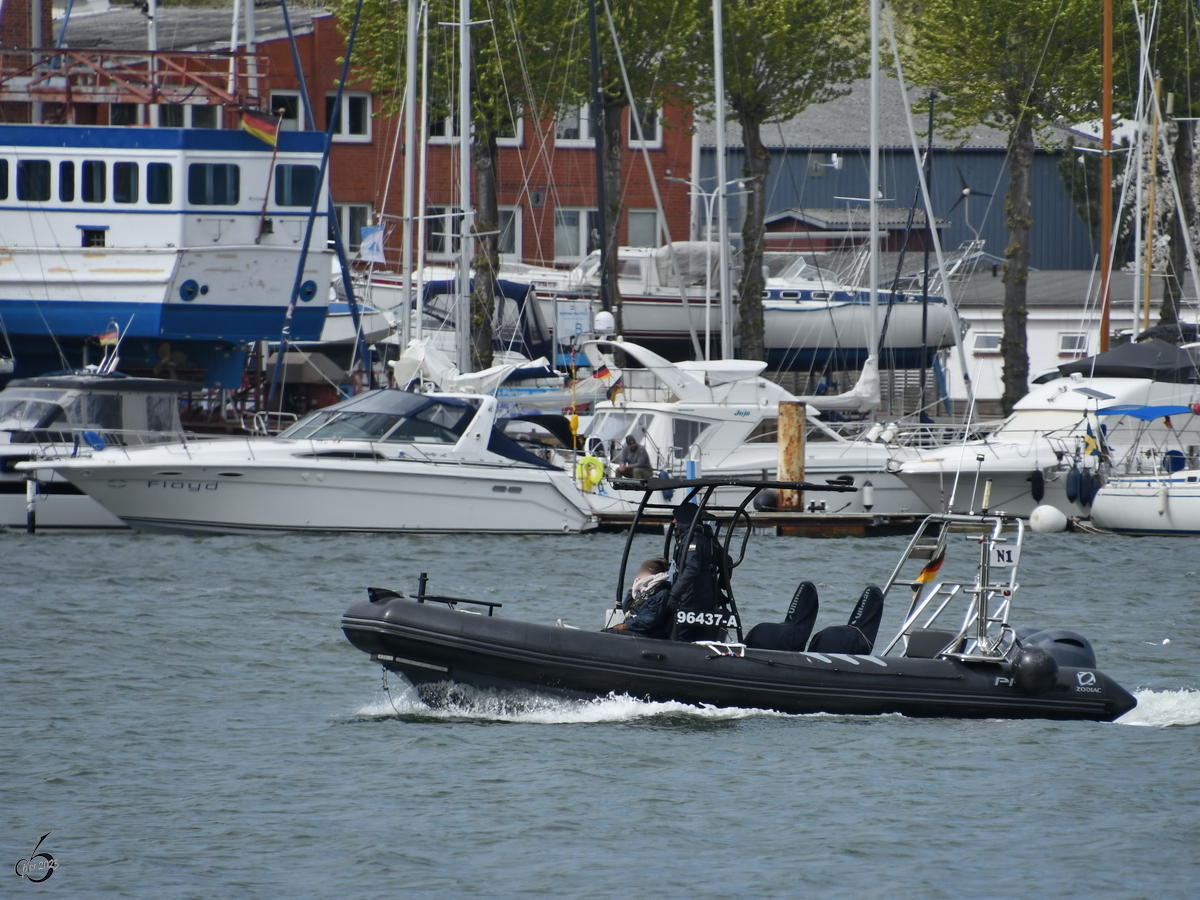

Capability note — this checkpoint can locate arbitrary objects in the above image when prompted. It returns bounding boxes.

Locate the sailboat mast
[400,0,419,349]
[868,0,880,359]
[587,0,612,313]
[712,0,733,358]
[457,0,473,372]
[1099,0,1113,351]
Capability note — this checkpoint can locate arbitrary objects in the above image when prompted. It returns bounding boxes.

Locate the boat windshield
[584,411,652,443]
[0,387,123,431]
[0,393,64,430]
[280,399,476,444]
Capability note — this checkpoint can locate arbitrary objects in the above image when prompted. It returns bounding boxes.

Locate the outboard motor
[745,581,819,651]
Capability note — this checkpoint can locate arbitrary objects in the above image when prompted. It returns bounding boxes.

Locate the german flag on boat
[240,108,281,147]
[912,543,946,600]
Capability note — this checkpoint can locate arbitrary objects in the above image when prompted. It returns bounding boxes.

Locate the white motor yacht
[23,389,597,535]
[567,340,937,517]
[896,340,1200,518]
[2,373,194,529]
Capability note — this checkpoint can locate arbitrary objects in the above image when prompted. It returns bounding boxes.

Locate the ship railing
[0,47,271,109]
[878,513,1023,661]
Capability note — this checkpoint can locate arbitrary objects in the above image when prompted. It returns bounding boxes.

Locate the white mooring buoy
[1029,504,1068,533]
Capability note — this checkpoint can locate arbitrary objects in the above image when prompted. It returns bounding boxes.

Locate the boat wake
[1116,689,1200,727]
[354,684,792,725]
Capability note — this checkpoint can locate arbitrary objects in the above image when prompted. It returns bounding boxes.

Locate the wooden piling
[777,401,805,509]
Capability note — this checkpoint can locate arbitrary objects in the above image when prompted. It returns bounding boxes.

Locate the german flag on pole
[240,108,281,147]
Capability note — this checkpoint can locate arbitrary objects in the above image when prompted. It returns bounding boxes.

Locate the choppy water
[3,528,1198,897]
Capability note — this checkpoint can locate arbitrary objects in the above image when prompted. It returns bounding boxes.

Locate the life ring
[576,456,605,491]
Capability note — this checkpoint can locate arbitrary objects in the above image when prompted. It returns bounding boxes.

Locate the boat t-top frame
[613,477,857,643]
[878,514,1026,662]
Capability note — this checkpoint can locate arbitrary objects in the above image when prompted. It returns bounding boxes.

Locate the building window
[496,107,523,148]
[554,208,600,261]
[1059,333,1088,356]
[188,164,240,205]
[81,160,105,203]
[0,160,7,200]
[190,106,219,130]
[627,209,659,247]
[555,105,592,144]
[275,165,320,207]
[147,163,172,204]
[972,333,1001,355]
[629,102,661,148]
[425,205,462,256]
[427,114,459,143]
[271,92,303,131]
[59,161,75,202]
[160,105,185,128]
[498,206,520,258]
[113,162,138,204]
[332,203,372,253]
[110,103,139,126]
[16,160,51,201]
[326,93,371,141]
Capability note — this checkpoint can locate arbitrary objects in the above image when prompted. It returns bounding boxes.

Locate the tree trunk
[1000,117,1034,415]
[1159,118,1194,333]
[735,102,768,362]
[471,131,499,371]
[602,99,625,325]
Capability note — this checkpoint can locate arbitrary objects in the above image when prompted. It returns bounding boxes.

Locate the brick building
[1,1,692,269]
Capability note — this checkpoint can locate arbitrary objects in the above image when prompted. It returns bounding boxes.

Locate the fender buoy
[1065,465,1080,503]
[1028,469,1045,503]
[1078,469,1095,508]
[576,456,604,491]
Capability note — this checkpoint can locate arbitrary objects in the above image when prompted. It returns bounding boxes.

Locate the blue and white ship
[0,125,333,387]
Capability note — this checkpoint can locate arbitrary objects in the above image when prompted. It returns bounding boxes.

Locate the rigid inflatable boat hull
[342,598,1136,722]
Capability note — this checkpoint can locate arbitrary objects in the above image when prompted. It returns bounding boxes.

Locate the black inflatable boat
[342,478,1137,722]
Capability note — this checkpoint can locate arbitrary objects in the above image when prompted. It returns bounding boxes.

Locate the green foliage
[696,0,869,124]
[1136,0,1200,118]
[901,0,1104,139]
[327,0,583,138]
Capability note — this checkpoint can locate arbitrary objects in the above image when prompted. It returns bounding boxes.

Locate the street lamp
[667,175,746,360]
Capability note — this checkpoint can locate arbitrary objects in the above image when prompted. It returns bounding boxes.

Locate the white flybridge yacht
[22,388,597,534]
[896,340,1200,518]
[569,339,935,516]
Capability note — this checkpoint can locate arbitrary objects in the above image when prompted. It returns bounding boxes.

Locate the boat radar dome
[593,310,616,336]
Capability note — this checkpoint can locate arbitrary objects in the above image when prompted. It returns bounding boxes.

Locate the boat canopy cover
[1057,339,1199,383]
[1096,404,1198,420]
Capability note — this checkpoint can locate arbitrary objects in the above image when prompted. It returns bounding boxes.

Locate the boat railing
[16,427,193,457]
[878,513,1024,662]
[244,411,300,436]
